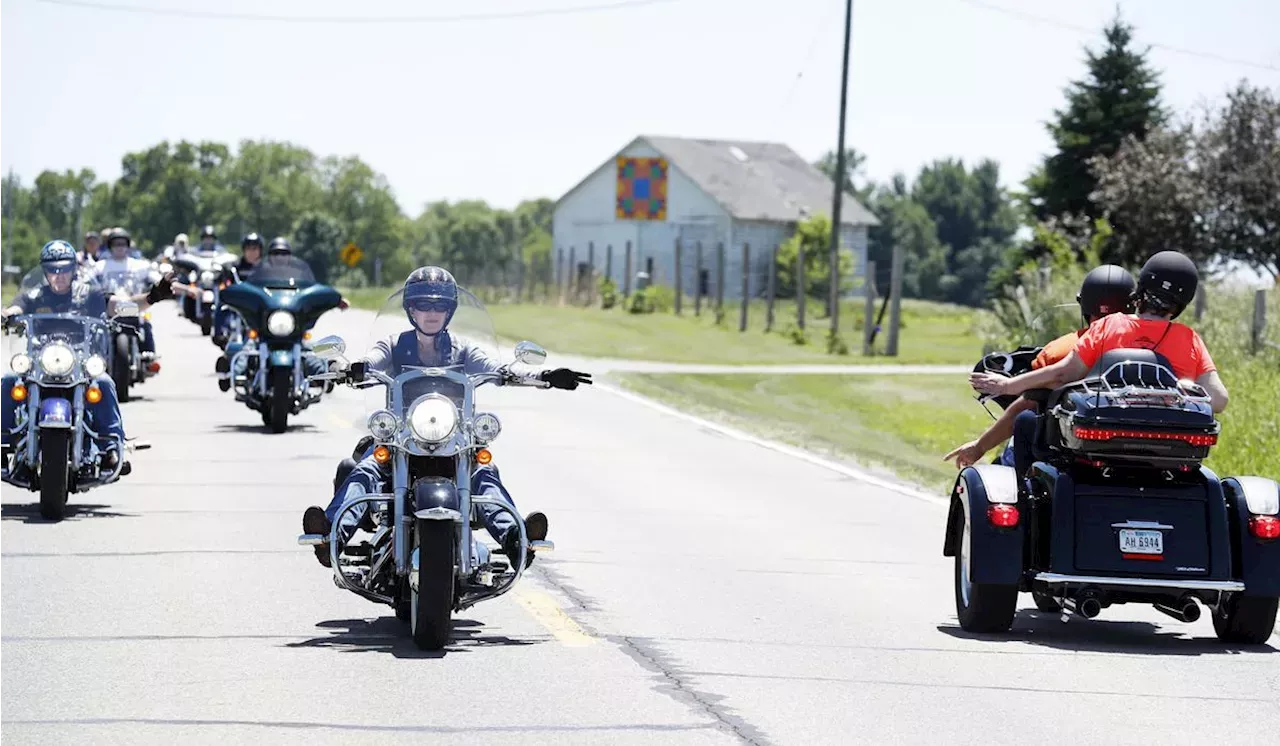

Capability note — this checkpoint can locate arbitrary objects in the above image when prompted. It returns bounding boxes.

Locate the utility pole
[827,0,854,340]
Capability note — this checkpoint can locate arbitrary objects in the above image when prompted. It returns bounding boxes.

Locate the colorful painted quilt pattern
[616,157,668,220]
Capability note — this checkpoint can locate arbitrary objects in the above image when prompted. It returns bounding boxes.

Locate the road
[3,302,1277,745]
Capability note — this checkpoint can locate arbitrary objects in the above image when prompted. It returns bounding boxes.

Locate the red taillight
[987,504,1019,528]
[1249,515,1280,540]
[1073,426,1218,447]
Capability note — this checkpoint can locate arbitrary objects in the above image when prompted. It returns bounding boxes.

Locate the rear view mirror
[312,335,346,359]
[514,341,547,366]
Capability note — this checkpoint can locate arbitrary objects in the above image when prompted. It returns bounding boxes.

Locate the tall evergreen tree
[1025,13,1165,224]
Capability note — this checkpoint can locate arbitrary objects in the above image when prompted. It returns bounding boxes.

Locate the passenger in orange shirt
[969,251,1228,480]
[944,264,1136,469]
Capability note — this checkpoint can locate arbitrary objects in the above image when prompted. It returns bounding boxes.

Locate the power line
[955,0,1280,73]
[33,0,683,24]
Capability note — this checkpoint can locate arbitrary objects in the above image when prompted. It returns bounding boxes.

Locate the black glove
[345,361,367,384]
[146,272,176,303]
[539,368,592,390]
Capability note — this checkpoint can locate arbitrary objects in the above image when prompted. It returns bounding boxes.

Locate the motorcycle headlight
[409,396,458,443]
[200,270,215,284]
[40,343,75,377]
[367,409,398,440]
[473,412,501,443]
[10,353,32,374]
[84,355,107,378]
[266,311,296,337]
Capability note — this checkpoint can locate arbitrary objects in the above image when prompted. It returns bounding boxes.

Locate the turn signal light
[373,445,391,464]
[148,362,161,373]
[86,386,103,404]
[987,504,1019,528]
[10,383,27,402]
[476,448,493,465]
[248,329,258,340]
[1249,515,1280,540]
[304,331,312,341]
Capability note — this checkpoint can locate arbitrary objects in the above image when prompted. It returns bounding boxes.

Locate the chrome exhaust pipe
[1153,597,1201,623]
[1063,596,1101,619]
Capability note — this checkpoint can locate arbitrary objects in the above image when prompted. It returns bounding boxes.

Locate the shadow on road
[936,609,1277,655]
[284,616,542,659]
[212,423,320,434]
[1,502,134,522]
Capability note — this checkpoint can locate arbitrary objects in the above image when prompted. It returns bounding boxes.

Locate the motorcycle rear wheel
[113,333,132,403]
[411,518,456,650]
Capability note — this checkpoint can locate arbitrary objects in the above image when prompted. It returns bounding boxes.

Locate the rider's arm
[1196,371,1229,413]
[999,353,1089,396]
[362,338,395,374]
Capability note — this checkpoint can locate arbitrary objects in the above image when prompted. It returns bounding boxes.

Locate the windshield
[246,256,317,289]
[361,283,500,415]
[91,267,153,296]
[1027,302,1082,346]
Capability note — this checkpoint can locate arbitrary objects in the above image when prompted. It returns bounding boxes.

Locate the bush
[626,284,674,314]
[599,276,618,309]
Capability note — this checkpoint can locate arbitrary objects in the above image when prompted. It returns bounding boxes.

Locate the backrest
[1087,348,1178,389]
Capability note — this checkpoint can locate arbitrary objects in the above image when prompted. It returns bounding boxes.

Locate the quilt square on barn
[616,156,668,220]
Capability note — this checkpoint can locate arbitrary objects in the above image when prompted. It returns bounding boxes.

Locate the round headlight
[200,270,215,284]
[84,355,107,378]
[367,410,398,440]
[266,310,296,336]
[40,343,75,376]
[473,412,501,442]
[10,353,32,374]
[409,396,458,443]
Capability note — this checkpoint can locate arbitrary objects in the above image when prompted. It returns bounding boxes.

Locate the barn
[552,135,878,300]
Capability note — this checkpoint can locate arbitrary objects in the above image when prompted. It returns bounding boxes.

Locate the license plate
[1119,529,1163,554]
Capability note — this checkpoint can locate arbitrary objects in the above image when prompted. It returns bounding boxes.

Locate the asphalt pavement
[2,301,1276,745]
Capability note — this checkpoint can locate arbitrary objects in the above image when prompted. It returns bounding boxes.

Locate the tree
[1025,13,1165,224]
[775,213,854,300]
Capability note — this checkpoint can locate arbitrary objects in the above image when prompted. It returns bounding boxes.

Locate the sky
[2,0,1278,217]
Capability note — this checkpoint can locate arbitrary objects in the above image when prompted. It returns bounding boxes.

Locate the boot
[502,511,548,570]
[302,506,332,568]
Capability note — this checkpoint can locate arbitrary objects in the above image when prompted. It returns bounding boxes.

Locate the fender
[225,340,245,358]
[268,349,293,368]
[412,477,462,522]
[1223,476,1280,597]
[38,397,73,430]
[943,464,1024,586]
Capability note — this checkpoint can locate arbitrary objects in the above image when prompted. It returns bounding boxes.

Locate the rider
[79,231,101,267]
[212,232,264,347]
[299,266,593,570]
[173,232,190,257]
[944,264,1136,470]
[2,241,177,474]
[90,228,160,357]
[197,225,223,254]
[970,250,1229,482]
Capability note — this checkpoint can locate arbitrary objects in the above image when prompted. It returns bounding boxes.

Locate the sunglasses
[408,299,454,312]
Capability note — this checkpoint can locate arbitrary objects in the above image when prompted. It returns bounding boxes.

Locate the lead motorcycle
[217,256,344,432]
[2,271,149,520]
[298,287,555,650]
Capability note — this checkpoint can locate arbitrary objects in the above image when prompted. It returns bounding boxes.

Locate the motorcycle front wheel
[268,367,290,433]
[113,333,132,403]
[410,518,456,650]
[38,429,71,521]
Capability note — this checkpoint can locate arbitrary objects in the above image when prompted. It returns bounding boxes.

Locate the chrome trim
[1035,572,1245,592]
[456,456,473,576]
[970,464,1018,504]
[415,507,462,522]
[1233,476,1279,516]
[393,453,410,574]
[298,533,325,546]
[1111,521,1175,530]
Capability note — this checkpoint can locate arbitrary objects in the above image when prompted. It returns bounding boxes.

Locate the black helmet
[241,232,263,249]
[105,227,132,247]
[200,225,217,239]
[267,236,292,255]
[1136,250,1198,319]
[402,266,458,334]
[1077,264,1136,322]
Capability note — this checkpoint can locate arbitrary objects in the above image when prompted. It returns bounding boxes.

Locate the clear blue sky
[2,0,1277,215]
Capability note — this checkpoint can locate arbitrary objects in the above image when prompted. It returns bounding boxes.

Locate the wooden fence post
[796,242,806,330]
[586,242,595,306]
[739,242,750,332]
[1194,285,1206,322]
[863,260,877,355]
[1252,288,1267,354]
[765,243,778,332]
[556,248,565,305]
[567,246,577,305]
[886,243,904,356]
[715,241,726,325]
[694,241,704,317]
[606,244,613,287]
[674,238,683,315]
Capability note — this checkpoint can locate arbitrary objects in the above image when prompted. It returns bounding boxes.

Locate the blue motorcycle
[218,256,344,433]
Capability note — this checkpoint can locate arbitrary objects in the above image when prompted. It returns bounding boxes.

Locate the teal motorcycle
[217,257,345,432]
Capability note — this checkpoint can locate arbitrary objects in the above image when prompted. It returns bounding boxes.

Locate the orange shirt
[1033,330,1083,370]
[1074,314,1216,380]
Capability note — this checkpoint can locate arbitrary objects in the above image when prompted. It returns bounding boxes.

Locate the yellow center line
[513,585,596,647]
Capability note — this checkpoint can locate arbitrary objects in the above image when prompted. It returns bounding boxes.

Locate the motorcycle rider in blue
[2,241,178,476]
[300,266,592,569]
[211,232,263,348]
[89,228,159,356]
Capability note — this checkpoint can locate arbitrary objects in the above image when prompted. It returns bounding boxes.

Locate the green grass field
[341,287,987,365]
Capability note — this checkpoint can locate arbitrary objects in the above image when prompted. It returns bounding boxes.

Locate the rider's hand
[539,368,592,390]
[943,440,985,470]
[969,372,1011,397]
[146,272,177,303]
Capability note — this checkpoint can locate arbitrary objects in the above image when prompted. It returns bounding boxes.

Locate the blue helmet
[402,266,458,333]
[40,240,78,274]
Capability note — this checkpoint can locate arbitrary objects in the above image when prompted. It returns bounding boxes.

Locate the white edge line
[596,381,952,509]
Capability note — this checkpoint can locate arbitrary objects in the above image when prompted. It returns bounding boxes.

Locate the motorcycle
[172,249,236,335]
[297,286,555,650]
[945,340,1280,643]
[2,273,149,520]
[217,256,343,433]
[91,267,162,402]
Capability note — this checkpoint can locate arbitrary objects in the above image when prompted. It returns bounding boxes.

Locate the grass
[340,285,987,365]
[616,372,988,494]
